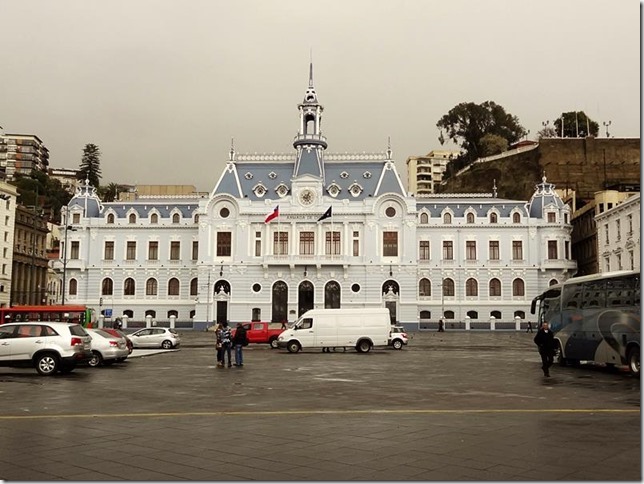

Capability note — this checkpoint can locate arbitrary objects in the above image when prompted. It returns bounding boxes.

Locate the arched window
[466,213,474,224]
[194,214,200,223]
[145,278,158,296]
[420,310,431,319]
[190,278,198,296]
[167,310,178,318]
[467,310,478,319]
[271,281,288,323]
[168,278,180,296]
[513,212,521,223]
[123,309,134,318]
[69,278,78,296]
[128,213,136,224]
[420,213,429,224]
[549,279,558,286]
[324,281,341,309]
[491,310,502,319]
[150,213,158,224]
[252,308,261,321]
[124,277,136,296]
[107,213,115,224]
[172,213,180,224]
[465,278,478,296]
[101,278,113,296]
[514,310,526,319]
[145,309,156,318]
[443,213,452,224]
[443,278,455,297]
[489,278,501,297]
[189,310,196,319]
[418,278,431,297]
[444,310,455,319]
[489,212,498,224]
[512,278,525,296]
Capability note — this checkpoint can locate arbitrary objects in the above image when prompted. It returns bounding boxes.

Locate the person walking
[438,319,445,332]
[232,322,248,367]
[533,321,556,377]
[526,320,534,333]
[221,322,233,368]
[215,322,224,368]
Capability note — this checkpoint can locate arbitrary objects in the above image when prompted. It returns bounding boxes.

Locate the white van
[277,308,390,353]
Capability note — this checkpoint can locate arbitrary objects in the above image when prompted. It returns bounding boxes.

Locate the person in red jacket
[534,322,557,377]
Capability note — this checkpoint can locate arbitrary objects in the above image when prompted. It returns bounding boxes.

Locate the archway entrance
[272,281,288,323]
[382,280,399,325]
[298,281,314,317]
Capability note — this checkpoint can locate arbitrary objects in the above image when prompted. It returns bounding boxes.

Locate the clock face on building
[299,189,315,206]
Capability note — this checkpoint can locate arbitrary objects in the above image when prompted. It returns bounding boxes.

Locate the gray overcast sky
[0,0,639,192]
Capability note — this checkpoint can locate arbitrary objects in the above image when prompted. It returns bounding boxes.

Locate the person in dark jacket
[232,322,248,367]
[534,322,556,377]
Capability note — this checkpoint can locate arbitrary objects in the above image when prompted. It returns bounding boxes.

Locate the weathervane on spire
[386,136,393,161]
[229,138,236,162]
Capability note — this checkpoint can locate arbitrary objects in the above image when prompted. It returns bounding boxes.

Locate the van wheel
[356,340,371,353]
[627,347,640,377]
[392,339,403,350]
[287,341,301,353]
[35,353,59,376]
[270,337,279,349]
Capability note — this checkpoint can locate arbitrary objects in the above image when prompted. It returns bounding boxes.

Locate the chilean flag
[265,205,279,223]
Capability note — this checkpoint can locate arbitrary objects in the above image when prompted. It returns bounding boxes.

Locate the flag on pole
[265,206,279,223]
[317,206,332,222]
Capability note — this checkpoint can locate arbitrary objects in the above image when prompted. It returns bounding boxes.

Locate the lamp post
[603,120,611,138]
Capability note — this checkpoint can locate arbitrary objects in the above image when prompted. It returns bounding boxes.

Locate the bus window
[581,280,606,309]
[562,284,582,309]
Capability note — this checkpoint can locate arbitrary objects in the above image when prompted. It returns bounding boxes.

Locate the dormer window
[244,172,253,180]
[253,183,267,198]
[340,171,349,179]
[107,213,115,224]
[275,184,289,198]
[172,213,180,224]
[363,171,372,179]
[268,172,277,180]
[327,183,341,198]
[513,212,521,224]
[150,213,158,224]
[348,183,363,197]
[443,213,452,224]
[466,213,475,224]
[128,213,136,224]
[489,213,498,224]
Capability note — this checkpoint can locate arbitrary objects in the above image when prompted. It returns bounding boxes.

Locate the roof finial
[309,56,314,88]
[229,137,236,162]
[386,136,392,161]
[492,179,498,198]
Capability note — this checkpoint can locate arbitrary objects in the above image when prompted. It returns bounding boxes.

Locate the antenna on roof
[309,51,314,87]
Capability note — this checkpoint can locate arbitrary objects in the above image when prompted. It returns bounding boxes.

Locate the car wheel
[392,339,403,350]
[88,351,103,367]
[269,337,279,349]
[35,353,59,376]
[627,347,640,377]
[556,342,567,366]
[287,341,300,353]
[161,340,173,349]
[356,340,371,353]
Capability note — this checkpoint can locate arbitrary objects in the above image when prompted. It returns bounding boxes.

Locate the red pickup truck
[231,322,286,348]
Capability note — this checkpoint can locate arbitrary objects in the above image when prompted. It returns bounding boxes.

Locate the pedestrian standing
[232,322,247,367]
[215,322,224,368]
[526,321,534,333]
[533,321,556,377]
[221,322,233,368]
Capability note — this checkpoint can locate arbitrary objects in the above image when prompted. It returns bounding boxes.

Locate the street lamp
[603,121,612,138]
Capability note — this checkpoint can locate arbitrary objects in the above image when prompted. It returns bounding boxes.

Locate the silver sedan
[129,328,181,349]
[86,329,130,367]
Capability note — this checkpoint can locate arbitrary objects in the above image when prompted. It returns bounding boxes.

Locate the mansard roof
[101,197,204,218]
[416,194,528,217]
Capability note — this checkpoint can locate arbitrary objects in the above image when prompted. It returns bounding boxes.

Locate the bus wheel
[627,347,640,377]
[557,343,567,366]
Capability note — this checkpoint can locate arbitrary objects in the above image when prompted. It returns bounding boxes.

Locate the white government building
[55,66,577,330]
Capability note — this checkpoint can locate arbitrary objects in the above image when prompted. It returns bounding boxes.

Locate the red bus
[0,305,94,327]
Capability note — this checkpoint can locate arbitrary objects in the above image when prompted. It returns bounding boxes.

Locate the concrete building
[0,129,50,179]
[52,66,575,330]
[0,181,18,307]
[595,192,640,273]
[48,167,80,195]
[406,150,460,195]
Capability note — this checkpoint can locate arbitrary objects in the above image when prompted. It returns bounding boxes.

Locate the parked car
[101,328,133,355]
[0,322,92,375]
[129,328,181,349]
[86,329,130,367]
[389,325,409,350]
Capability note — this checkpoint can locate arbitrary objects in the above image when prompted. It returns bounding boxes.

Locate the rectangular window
[489,241,499,260]
[605,256,610,272]
[628,214,633,234]
[255,231,262,257]
[547,240,558,260]
[466,241,476,260]
[565,241,570,260]
[70,241,80,259]
[605,224,609,244]
[617,253,623,271]
[383,231,398,257]
[629,250,634,270]
[442,241,453,260]
[192,241,198,260]
[104,241,114,260]
[170,241,181,260]
[126,241,136,260]
[547,213,556,223]
[148,241,158,260]
[72,213,80,224]
[216,232,231,257]
[300,232,314,255]
[352,231,360,257]
[512,241,523,260]
[616,219,621,241]
[419,241,430,260]
[325,231,341,255]
[273,232,288,255]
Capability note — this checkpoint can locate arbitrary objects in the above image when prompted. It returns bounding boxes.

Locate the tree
[78,143,102,188]
[537,125,558,140]
[553,111,599,138]
[479,134,508,157]
[97,182,125,202]
[437,101,526,164]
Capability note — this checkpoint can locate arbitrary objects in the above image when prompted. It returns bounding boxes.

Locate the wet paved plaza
[0,330,639,480]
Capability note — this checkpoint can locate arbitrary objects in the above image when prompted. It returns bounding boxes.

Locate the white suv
[389,325,409,350]
[0,322,93,375]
